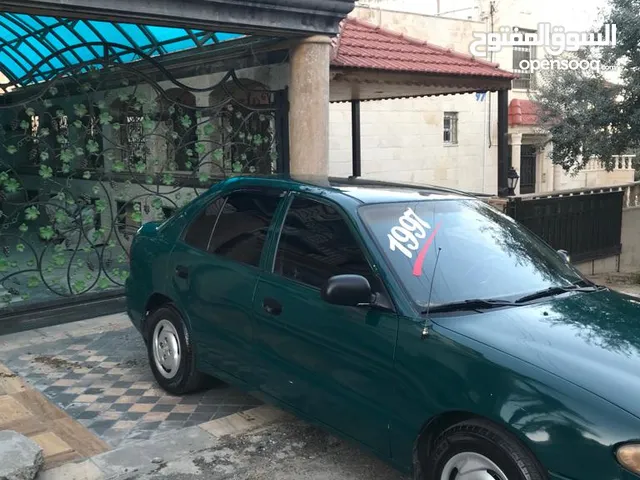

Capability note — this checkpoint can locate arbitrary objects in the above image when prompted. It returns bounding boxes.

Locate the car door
[252,193,398,456]
[170,188,286,383]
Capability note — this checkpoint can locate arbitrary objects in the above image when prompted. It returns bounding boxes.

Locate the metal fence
[507,186,625,263]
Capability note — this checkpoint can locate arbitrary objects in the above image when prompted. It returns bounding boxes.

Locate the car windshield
[358,198,585,308]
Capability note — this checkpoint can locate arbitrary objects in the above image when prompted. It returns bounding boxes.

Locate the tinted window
[358,199,584,308]
[274,197,374,289]
[209,190,283,267]
[183,197,225,251]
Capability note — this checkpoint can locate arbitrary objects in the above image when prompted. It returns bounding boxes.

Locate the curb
[37,405,290,480]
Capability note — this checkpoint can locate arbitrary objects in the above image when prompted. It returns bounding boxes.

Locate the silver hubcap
[440,452,508,480]
[152,320,181,379]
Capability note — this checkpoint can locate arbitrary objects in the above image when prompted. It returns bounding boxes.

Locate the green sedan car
[125,175,640,480]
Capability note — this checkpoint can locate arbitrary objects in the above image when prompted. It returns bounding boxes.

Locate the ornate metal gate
[0,44,289,314]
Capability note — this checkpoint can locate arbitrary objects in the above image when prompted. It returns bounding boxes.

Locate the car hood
[434,289,640,418]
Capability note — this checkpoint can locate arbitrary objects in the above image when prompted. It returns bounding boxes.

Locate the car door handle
[262,297,282,316]
[175,265,189,279]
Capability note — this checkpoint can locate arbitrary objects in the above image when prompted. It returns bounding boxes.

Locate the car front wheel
[146,305,206,395]
[426,419,546,480]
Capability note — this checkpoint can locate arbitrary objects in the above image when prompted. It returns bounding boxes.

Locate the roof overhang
[330,68,514,102]
[0,0,356,37]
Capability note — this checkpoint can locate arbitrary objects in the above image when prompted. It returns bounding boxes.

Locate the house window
[512,29,537,90]
[443,112,458,145]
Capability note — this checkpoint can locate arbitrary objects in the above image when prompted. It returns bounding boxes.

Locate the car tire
[145,304,207,395]
[424,419,546,480]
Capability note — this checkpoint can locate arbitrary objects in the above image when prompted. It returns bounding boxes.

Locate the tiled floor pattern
[0,362,109,470]
[0,327,262,448]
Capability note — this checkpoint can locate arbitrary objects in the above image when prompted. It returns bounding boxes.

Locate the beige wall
[621,207,640,274]
[331,5,628,195]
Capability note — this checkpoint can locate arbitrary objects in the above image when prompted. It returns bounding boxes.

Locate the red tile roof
[509,99,540,126]
[331,18,517,79]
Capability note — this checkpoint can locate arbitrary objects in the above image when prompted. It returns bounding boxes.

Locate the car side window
[183,196,226,251]
[208,190,283,268]
[274,196,376,289]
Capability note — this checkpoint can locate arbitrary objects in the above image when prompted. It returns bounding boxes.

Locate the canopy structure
[329,18,516,194]
[0,12,248,87]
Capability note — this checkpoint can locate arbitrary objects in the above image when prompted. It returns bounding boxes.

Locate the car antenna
[421,247,442,340]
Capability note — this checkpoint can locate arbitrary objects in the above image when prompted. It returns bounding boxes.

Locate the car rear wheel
[425,419,546,480]
[146,305,207,395]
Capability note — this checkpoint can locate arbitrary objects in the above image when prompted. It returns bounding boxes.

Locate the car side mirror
[557,249,571,263]
[321,275,373,307]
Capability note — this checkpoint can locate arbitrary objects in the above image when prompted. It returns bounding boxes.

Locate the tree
[531,0,640,172]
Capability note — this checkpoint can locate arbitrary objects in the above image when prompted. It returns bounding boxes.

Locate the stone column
[510,133,523,195]
[289,35,332,178]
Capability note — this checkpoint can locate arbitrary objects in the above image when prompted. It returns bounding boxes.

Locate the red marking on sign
[412,222,442,276]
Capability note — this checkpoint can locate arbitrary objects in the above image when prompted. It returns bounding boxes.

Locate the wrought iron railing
[0,43,289,311]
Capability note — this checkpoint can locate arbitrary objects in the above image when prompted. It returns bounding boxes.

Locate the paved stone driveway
[0,316,261,449]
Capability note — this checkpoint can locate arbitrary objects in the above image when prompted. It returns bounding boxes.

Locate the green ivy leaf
[6,145,17,155]
[54,243,64,253]
[74,103,88,117]
[73,280,86,293]
[61,148,74,163]
[52,253,65,267]
[198,172,210,184]
[99,111,113,125]
[142,117,154,131]
[85,272,94,280]
[4,178,19,193]
[135,161,146,173]
[39,127,50,137]
[112,161,125,173]
[49,86,58,96]
[232,161,243,173]
[171,131,179,140]
[204,123,215,135]
[185,161,193,170]
[86,139,100,154]
[73,119,83,129]
[26,259,35,267]
[39,225,55,240]
[0,259,7,272]
[213,149,223,161]
[25,107,35,117]
[112,122,121,131]
[195,143,206,155]
[95,199,106,213]
[19,223,28,233]
[0,172,7,184]
[9,261,18,268]
[21,293,30,301]
[40,151,49,162]
[98,277,111,289]
[107,240,116,248]
[120,270,130,281]
[131,211,142,223]
[151,197,163,209]
[162,173,175,186]
[92,186,100,195]
[75,147,85,157]
[27,276,39,288]
[39,165,53,179]
[83,171,91,180]
[118,254,126,263]
[62,164,71,174]
[145,175,154,185]
[55,209,68,223]
[56,135,68,145]
[20,120,29,130]
[24,206,40,221]
[16,244,25,253]
[186,149,194,158]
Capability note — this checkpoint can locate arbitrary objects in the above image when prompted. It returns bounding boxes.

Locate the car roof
[217,175,483,205]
